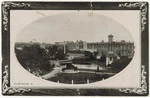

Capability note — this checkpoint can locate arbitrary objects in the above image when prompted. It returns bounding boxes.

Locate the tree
[47,45,58,57]
[100,55,106,62]
[15,43,53,74]
[55,49,65,60]
[84,51,94,60]
[110,56,132,72]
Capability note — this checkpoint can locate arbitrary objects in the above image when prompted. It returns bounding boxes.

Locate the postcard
[2,1,149,96]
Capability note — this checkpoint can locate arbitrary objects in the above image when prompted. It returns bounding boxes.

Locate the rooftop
[108,34,113,37]
[106,51,117,57]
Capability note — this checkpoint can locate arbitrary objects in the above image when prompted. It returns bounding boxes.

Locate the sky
[16,11,134,43]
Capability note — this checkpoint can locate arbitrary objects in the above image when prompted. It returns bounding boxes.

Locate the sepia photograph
[15,12,135,84]
[2,1,148,96]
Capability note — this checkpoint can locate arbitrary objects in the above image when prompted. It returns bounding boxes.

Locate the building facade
[86,34,134,58]
[55,34,135,58]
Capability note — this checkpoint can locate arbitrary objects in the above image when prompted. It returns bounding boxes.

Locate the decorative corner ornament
[118,2,148,95]
[2,65,31,95]
[118,65,147,95]
[1,2,148,96]
[119,2,147,31]
[2,2,30,31]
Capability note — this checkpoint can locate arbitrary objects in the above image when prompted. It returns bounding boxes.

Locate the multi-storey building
[86,34,134,58]
[55,34,135,58]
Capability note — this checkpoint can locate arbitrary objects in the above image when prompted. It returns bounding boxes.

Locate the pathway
[80,70,116,75]
[41,66,63,79]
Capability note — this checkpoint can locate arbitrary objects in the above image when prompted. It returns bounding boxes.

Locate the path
[80,70,116,75]
[41,67,63,79]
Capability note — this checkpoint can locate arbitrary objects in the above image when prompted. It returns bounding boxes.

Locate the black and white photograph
[1,1,149,96]
[15,12,135,84]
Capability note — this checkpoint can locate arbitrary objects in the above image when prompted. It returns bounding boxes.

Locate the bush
[110,56,132,71]
[84,51,95,60]
[100,55,106,62]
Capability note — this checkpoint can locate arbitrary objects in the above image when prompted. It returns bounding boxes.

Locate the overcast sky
[17,12,134,43]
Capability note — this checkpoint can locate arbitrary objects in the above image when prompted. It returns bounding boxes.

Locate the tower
[108,34,113,52]
[108,34,113,43]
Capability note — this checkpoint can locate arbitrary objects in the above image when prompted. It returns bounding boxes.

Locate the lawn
[47,72,114,84]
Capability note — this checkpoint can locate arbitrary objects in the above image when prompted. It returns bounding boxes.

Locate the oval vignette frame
[14,12,135,85]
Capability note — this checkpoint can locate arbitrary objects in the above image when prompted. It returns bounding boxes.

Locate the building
[86,34,134,58]
[73,40,84,50]
[65,41,75,50]
[54,34,134,58]
[106,51,117,66]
